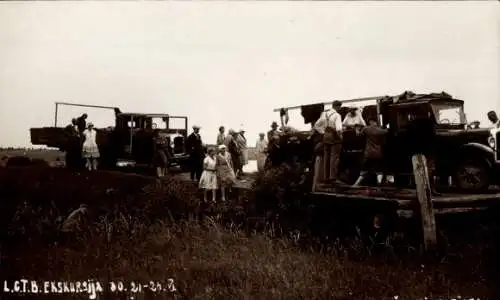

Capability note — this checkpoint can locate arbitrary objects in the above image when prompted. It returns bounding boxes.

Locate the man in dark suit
[186,125,204,181]
[65,118,82,170]
[76,113,88,134]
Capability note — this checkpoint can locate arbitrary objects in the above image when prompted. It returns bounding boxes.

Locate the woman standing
[216,145,236,202]
[82,123,100,171]
[153,131,171,177]
[227,129,242,177]
[255,133,268,172]
[199,148,218,203]
[235,128,247,176]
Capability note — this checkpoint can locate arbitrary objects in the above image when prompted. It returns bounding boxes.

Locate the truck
[268,91,500,192]
[30,102,192,172]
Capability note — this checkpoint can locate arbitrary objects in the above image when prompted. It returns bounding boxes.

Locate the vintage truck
[268,91,500,192]
[30,102,192,172]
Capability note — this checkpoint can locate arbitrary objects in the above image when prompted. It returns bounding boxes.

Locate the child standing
[199,148,218,203]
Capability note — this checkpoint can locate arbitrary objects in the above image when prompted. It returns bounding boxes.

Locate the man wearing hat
[266,121,282,167]
[186,125,204,181]
[313,100,344,186]
[267,121,279,142]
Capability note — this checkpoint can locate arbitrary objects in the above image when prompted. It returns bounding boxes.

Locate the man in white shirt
[313,100,344,185]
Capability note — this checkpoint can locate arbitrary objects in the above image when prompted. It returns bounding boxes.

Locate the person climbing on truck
[353,118,388,187]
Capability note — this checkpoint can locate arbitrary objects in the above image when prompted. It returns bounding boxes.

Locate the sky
[0,1,499,148]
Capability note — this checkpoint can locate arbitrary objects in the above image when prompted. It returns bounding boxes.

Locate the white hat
[218,144,226,150]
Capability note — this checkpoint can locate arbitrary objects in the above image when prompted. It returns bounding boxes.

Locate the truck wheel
[454,158,490,192]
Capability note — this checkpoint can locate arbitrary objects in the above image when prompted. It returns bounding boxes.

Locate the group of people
[186,124,273,203]
[310,100,388,190]
[65,113,100,171]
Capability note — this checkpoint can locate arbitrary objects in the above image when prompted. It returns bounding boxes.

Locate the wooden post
[411,154,437,252]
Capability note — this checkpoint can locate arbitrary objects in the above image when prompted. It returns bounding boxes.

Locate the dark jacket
[76,117,86,133]
[186,132,204,156]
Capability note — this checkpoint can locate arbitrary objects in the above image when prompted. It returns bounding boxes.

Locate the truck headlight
[488,136,495,148]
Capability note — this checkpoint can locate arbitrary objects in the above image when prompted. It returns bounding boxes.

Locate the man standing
[255,133,268,172]
[186,125,204,181]
[76,113,88,134]
[353,119,387,187]
[267,121,279,142]
[487,111,500,128]
[216,126,225,146]
[313,100,344,185]
[64,118,81,170]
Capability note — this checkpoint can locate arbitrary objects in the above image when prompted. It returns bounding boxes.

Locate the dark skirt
[154,149,169,167]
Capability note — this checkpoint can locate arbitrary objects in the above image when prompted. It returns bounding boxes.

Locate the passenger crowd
[186,125,272,203]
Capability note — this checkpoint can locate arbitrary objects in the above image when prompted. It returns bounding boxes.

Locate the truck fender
[458,143,494,168]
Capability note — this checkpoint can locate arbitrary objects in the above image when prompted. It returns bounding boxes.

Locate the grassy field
[2,165,499,299]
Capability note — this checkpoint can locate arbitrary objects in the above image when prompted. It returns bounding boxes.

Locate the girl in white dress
[199,148,218,203]
[82,123,100,171]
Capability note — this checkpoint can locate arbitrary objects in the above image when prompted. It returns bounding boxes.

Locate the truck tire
[454,158,490,192]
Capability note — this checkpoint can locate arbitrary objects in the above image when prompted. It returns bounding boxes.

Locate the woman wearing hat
[216,144,236,202]
[255,133,268,172]
[82,122,100,171]
[237,127,248,167]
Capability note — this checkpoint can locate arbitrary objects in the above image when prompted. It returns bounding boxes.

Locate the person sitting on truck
[313,100,344,185]
[76,113,88,133]
[487,111,500,128]
[343,107,366,128]
[353,119,388,187]
[82,122,100,171]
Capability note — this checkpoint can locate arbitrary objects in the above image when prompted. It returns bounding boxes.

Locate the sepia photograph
[1,1,499,299]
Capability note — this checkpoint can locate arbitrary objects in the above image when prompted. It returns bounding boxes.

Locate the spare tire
[454,157,491,192]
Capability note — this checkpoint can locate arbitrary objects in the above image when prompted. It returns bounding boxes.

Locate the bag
[322,111,341,145]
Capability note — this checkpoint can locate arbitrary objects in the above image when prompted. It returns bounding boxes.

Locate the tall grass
[1,167,499,299]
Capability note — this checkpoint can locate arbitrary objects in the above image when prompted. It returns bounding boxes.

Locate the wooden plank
[398,206,489,218]
[432,193,500,207]
[310,191,410,213]
[314,184,418,200]
[412,154,437,252]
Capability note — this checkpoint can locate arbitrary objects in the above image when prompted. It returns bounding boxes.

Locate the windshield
[430,102,466,125]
